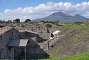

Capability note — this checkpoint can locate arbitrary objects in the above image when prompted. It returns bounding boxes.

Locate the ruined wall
[0,28,19,59]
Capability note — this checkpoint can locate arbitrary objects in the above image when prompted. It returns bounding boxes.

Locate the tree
[74,22,83,25]
[25,19,31,23]
[45,23,52,33]
[7,20,12,23]
[13,18,20,23]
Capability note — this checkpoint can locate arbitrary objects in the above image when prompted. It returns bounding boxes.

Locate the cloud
[2,1,89,20]
[4,2,73,15]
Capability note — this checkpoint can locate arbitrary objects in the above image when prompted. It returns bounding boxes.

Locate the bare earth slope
[48,24,89,57]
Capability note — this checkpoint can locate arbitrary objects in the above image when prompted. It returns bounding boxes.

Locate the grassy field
[62,52,89,60]
[63,23,89,30]
[38,51,89,60]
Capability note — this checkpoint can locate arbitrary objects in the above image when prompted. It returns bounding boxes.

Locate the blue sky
[0,0,89,21]
[0,0,89,11]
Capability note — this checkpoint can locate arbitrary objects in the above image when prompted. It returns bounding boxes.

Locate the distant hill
[34,12,89,22]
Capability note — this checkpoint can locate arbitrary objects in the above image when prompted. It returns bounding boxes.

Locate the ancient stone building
[0,26,49,60]
[0,26,19,59]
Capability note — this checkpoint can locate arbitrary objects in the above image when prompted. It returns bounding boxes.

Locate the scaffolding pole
[11,48,14,60]
[25,47,26,60]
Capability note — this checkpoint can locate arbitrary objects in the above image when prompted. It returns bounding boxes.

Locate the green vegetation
[38,51,89,60]
[45,23,52,33]
[63,23,89,30]
[62,52,89,60]
[71,35,81,44]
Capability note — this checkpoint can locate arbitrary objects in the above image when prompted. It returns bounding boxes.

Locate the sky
[0,0,89,21]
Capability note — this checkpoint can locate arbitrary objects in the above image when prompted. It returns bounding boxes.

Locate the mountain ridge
[34,12,89,22]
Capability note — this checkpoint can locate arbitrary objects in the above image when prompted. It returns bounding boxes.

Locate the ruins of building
[0,26,19,59]
[0,26,49,60]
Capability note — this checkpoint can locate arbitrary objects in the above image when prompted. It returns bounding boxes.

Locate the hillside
[34,12,89,22]
[48,23,89,58]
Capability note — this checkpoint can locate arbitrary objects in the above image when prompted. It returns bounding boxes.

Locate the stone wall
[0,28,19,59]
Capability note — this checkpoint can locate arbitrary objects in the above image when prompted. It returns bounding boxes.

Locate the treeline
[0,18,32,23]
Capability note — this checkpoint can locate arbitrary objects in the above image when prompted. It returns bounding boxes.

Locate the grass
[63,23,89,30]
[71,35,81,44]
[62,51,89,60]
[38,51,89,60]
